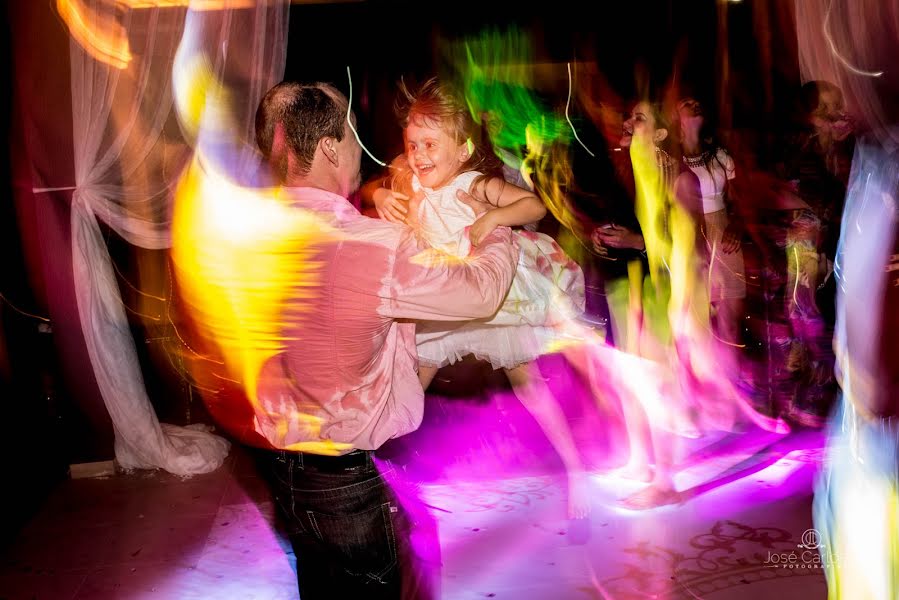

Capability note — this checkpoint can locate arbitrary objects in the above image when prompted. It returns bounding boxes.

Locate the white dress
[412,171,585,369]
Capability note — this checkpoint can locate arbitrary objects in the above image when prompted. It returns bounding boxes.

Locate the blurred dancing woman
[615,96,789,508]
[671,97,747,350]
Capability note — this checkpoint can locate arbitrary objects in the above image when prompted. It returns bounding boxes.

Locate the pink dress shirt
[254,186,518,454]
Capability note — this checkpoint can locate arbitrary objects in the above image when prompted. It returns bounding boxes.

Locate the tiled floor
[0,445,296,600]
[0,375,830,599]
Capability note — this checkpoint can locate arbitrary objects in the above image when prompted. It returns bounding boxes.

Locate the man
[251,81,519,599]
[800,1,899,597]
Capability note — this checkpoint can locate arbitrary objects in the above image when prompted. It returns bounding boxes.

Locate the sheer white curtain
[64,0,288,475]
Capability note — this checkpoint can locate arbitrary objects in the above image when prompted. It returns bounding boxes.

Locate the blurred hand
[721,224,741,254]
[888,253,899,287]
[468,210,499,246]
[590,234,609,257]
[592,224,645,251]
[373,188,409,224]
[831,113,855,142]
[456,188,493,216]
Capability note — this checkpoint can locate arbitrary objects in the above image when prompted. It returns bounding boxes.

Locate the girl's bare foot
[738,400,792,434]
[619,484,681,510]
[568,471,591,520]
[613,462,654,483]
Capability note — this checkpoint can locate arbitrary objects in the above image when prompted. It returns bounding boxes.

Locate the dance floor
[0,359,829,599]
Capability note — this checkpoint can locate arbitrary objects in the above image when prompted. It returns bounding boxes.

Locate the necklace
[682,152,709,168]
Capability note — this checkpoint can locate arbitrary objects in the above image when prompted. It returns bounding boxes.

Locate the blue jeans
[261,449,438,600]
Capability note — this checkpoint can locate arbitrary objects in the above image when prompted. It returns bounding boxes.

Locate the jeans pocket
[306,501,398,580]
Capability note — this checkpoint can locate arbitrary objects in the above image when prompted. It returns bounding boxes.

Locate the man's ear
[271,122,287,156]
[319,136,339,167]
[654,128,669,144]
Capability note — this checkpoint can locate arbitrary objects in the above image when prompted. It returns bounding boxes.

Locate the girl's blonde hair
[391,77,503,194]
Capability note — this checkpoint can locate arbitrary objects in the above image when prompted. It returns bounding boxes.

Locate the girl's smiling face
[620,101,665,148]
[404,116,469,189]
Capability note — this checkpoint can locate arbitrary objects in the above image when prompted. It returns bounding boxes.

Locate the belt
[277,448,374,472]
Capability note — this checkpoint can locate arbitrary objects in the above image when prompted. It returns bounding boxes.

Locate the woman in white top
[673,97,747,348]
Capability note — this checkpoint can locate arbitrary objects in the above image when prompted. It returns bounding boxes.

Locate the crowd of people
[173,38,892,597]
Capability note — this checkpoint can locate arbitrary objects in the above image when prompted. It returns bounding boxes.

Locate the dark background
[281,0,798,176]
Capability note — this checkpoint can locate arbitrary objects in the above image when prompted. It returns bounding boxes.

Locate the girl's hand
[373,188,410,224]
[589,228,609,256]
[721,224,741,254]
[593,224,645,251]
[887,253,899,287]
[831,113,855,142]
[469,211,499,246]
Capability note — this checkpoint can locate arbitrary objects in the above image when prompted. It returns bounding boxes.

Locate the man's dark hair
[255,82,348,177]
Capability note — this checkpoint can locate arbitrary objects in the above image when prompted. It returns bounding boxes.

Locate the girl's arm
[474,176,547,225]
[467,176,547,245]
[720,151,743,254]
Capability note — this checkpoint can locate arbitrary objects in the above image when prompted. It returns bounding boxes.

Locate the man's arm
[384,227,519,321]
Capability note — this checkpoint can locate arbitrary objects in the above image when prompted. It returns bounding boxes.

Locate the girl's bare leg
[418,365,439,390]
[618,394,655,482]
[563,344,653,481]
[504,362,590,519]
[712,297,744,348]
[621,426,680,509]
[712,299,791,434]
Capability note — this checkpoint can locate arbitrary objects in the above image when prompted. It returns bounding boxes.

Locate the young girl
[364,78,589,519]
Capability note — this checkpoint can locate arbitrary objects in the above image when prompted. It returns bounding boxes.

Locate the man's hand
[592,224,645,251]
[373,188,409,224]
[456,188,493,217]
[469,211,499,246]
[458,188,500,246]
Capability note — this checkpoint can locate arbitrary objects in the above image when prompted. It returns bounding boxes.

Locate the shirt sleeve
[384,227,519,321]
